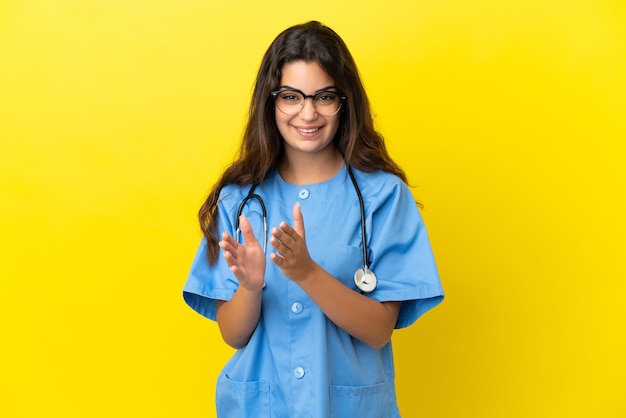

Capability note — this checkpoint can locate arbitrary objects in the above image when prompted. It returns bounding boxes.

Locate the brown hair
[199,21,407,264]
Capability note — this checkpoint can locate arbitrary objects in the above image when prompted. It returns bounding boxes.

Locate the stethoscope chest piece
[354,267,377,293]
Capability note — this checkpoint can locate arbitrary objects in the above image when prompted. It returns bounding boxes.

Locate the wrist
[240,281,265,295]
[296,263,321,287]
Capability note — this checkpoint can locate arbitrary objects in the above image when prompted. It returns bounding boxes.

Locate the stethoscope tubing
[235,186,268,254]
[346,165,370,270]
[234,165,376,292]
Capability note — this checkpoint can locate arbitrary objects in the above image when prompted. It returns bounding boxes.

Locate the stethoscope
[235,165,378,293]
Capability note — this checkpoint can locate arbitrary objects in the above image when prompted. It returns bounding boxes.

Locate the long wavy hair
[199,21,407,265]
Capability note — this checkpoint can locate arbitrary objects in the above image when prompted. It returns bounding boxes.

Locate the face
[274,61,341,160]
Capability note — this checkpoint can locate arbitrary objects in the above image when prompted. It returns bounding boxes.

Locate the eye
[316,92,338,103]
[279,91,302,103]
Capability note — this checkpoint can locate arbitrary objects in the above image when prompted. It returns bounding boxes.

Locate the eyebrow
[279,85,338,94]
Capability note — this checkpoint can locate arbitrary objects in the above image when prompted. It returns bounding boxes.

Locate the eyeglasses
[271,88,346,116]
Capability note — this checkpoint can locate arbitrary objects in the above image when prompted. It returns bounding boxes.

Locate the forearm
[298,265,400,349]
[216,286,263,349]
[269,204,400,348]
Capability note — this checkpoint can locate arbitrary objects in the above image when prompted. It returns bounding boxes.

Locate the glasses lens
[314,91,341,116]
[274,90,342,116]
[274,90,303,115]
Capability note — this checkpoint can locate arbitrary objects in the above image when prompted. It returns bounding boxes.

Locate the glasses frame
[271,88,346,116]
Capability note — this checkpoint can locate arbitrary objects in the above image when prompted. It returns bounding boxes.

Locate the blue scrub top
[183,165,444,418]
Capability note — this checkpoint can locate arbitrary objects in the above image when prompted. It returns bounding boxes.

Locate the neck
[279,151,344,185]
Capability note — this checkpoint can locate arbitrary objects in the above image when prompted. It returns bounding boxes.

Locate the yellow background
[1,1,625,417]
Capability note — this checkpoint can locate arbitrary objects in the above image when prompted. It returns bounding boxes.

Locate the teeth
[298,128,319,133]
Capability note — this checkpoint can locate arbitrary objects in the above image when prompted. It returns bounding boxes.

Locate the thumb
[239,215,260,246]
[292,202,305,238]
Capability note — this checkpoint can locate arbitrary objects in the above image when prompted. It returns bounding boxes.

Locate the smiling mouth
[297,127,320,133]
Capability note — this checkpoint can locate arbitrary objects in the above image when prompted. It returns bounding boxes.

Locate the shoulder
[217,183,251,214]
[350,168,410,204]
[217,169,281,216]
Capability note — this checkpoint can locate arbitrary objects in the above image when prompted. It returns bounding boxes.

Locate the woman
[183,20,444,417]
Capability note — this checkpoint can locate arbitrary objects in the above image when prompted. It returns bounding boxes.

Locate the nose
[299,97,318,121]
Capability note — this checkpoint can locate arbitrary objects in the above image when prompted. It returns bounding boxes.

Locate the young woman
[183,21,444,417]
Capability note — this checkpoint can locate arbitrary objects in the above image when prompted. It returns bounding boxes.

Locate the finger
[222,249,238,267]
[221,231,238,247]
[221,228,241,251]
[238,215,260,247]
[277,221,299,243]
[270,252,283,266]
[227,259,243,279]
[269,231,290,256]
[219,240,239,254]
[292,202,305,238]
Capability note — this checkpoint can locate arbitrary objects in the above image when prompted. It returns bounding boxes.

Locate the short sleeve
[366,178,444,328]
[182,188,243,321]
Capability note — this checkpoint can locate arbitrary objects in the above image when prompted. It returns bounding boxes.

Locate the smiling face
[275,61,341,162]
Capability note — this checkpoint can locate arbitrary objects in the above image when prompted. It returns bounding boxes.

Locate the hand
[269,202,317,282]
[219,215,266,291]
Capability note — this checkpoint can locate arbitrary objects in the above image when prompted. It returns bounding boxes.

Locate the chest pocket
[316,245,364,289]
[216,373,269,417]
[330,381,392,418]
